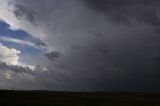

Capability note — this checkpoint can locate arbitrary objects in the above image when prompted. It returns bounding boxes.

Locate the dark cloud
[94,32,104,38]
[93,32,109,54]
[35,39,47,47]
[151,49,160,71]
[44,51,62,61]
[93,44,109,54]
[70,44,81,50]
[13,4,35,23]
[1,0,160,91]
[82,0,160,26]
[0,62,33,75]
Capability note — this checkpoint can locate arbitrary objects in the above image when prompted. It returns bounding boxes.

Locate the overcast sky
[0,0,160,92]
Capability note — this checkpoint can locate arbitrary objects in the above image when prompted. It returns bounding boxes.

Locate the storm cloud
[44,51,62,61]
[0,0,160,91]
[13,4,35,23]
[82,0,160,27]
[0,62,67,90]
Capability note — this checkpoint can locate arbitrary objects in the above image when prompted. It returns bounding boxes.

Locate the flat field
[0,90,160,106]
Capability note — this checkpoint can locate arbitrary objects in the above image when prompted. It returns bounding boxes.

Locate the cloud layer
[82,0,160,27]
[0,0,160,91]
[0,62,51,90]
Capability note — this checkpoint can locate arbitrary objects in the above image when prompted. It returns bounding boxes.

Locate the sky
[0,0,160,92]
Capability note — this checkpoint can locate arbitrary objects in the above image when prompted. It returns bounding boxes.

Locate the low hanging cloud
[0,43,21,65]
[0,62,51,90]
[44,51,62,61]
[0,61,83,90]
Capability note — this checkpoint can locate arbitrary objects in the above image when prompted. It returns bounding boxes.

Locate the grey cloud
[93,33,109,54]
[1,0,160,91]
[0,62,32,75]
[44,51,62,61]
[0,61,63,90]
[82,0,160,27]
[151,49,160,71]
[36,40,47,47]
[34,38,48,47]
[70,44,81,50]
[94,32,104,38]
[93,44,109,54]
[13,4,35,23]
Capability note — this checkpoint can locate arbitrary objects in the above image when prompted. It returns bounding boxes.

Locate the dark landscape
[0,90,160,106]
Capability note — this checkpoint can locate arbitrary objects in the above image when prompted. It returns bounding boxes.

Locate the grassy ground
[0,90,160,106]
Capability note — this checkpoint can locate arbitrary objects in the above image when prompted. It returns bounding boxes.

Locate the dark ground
[0,90,160,106]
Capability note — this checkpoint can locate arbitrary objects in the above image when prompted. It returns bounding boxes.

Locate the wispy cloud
[0,36,46,50]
